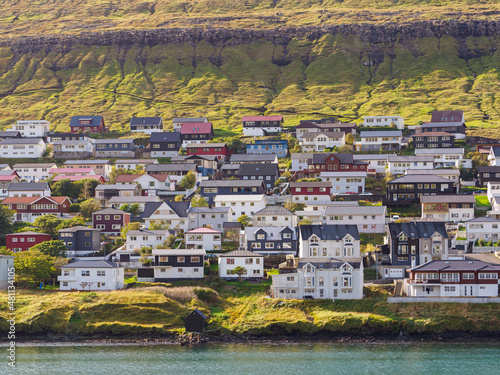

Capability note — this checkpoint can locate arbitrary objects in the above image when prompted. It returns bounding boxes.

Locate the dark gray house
[58,226,101,257]
[238,163,280,191]
[145,163,198,177]
[130,117,164,134]
[412,132,455,149]
[476,166,500,187]
[149,132,182,157]
[199,180,265,204]
[387,221,448,271]
[245,226,298,255]
[95,139,137,158]
[229,154,278,164]
[386,174,456,206]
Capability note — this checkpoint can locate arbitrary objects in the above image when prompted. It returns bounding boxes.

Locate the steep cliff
[1,20,500,134]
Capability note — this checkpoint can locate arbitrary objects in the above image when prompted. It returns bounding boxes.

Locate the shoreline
[2,332,500,346]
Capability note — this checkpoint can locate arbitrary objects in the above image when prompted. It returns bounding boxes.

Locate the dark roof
[7,182,49,191]
[309,153,366,165]
[199,180,264,188]
[69,116,103,127]
[171,155,218,162]
[188,207,231,214]
[230,154,277,163]
[142,201,163,218]
[59,225,100,233]
[93,208,130,215]
[223,222,242,229]
[149,132,181,143]
[412,260,500,272]
[184,308,207,321]
[167,201,190,218]
[61,260,119,269]
[221,164,240,170]
[420,195,475,204]
[430,110,464,123]
[299,224,359,241]
[238,163,279,176]
[0,138,43,145]
[387,221,447,239]
[0,131,21,137]
[490,147,500,157]
[388,174,452,184]
[477,166,500,173]
[130,117,163,126]
[95,139,135,144]
[420,122,464,128]
[253,205,295,216]
[412,131,454,137]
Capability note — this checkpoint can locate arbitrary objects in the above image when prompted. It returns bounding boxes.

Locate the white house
[126,229,173,251]
[291,153,311,172]
[488,147,500,166]
[300,132,345,152]
[353,154,393,175]
[109,195,162,211]
[115,159,159,170]
[214,194,267,219]
[132,174,174,196]
[187,207,233,231]
[218,249,264,280]
[130,117,164,134]
[185,227,222,251]
[320,171,367,194]
[272,225,363,300]
[7,182,51,197]
[12,163,57,182]
[420,195,475,222]
[0,139,46,159]
[387,156,434,176]
[143,200,189,232]
[58,260,125,291]
[64,160,113,179]
[0,255,14,290]
[9,120,50,138]
[356,131,403,152]
[148,249,205,281]
[252,205,297,227]
[242,116,283,136]
[324,205,387,233]
[487,182,500,203]
[415,148,471,169]
[362,115,404,130]
[294,201,359,224]
[52,139,95,158]
[466,217,500,244]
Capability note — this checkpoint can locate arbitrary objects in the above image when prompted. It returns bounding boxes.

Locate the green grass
[475,195,491,208]
[360,233,385,252]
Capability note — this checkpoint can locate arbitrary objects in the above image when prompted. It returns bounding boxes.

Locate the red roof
[52,175,105,183]
[2,196,70,205]
[180,122,213,135]
[0,175,18,181]
[242,116,283,122]
[49,168,95,174]
[115,174,142,183]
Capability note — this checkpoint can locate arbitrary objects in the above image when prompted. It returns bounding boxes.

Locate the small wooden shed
[184,309,207,333]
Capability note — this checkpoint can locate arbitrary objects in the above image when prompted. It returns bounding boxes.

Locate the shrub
[70,203,81,212]
[194,288,219,304]
[79,292,97,303]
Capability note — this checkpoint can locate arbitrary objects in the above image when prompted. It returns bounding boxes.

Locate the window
[265,243,274,249]
[399,233,408,241]
[159,256,168,262]
[191,256,200,263]
[81,270,90,277]
[257,234,265,240]
[478,273,497,279]
[178,268,183,272]
[97,270,105,277]
[177,256,185,263]
[227,258,235,264]
[463,273,474,279]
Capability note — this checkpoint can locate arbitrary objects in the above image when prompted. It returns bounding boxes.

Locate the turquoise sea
[3,341,500,375]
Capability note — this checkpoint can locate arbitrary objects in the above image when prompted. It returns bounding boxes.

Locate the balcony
[58,275,77,282]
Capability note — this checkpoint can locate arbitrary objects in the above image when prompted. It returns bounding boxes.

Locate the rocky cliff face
[3,20,500,53]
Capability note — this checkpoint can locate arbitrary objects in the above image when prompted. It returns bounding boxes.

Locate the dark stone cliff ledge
[2,20,500,53]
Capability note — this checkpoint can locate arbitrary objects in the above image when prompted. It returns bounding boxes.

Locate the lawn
[476,195,491,208]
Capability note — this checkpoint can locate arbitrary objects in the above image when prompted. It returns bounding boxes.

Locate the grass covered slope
[1,32,500,136]
[1,285,499,339]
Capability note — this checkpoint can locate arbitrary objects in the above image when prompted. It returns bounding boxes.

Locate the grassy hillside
[1,285,499,338]
[1,1,500,137]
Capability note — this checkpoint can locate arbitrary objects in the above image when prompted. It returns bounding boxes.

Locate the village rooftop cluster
[0,111,500,303]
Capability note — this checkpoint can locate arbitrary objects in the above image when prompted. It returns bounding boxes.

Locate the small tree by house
[231,266,247,283]
[0,205,14,246]
[174,195,184,202]
[149,220,171,230]
[179,171,196,190]
[298,218,314,225]
[345,133,355,145]
[120,222,141,239]
[14,251,54,286]
[79,199,101,219]
[33,215,64,239]
[237,214,252,228]
[30,240,68,258]
[191,194,208,207]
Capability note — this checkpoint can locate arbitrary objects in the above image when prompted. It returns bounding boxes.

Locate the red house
[2,196,71,223]
[69,116,107,133]
[6,231,52,252]
[302,153,367,178]
[187,143,230,161]
[290,181,332,203]
[92,208,131,234]
[180,122,214,144]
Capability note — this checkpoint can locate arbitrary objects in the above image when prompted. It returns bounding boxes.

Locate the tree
[56,216,86,232]
[338,145,353,153]
[79,199,101,219]
[179,171,196,190]
[174,195,184,202]
[191,194,208,207]
[78,179,100,200]
[30,240,67,257]
[120,222,141,239]
[237,214,252,228]
[120,203,142,218]
[225,136,243,153]
[14,251,54,286]
[345,133,355,145]
[158,234,176,249]
[178,147,187,156]
[231,266,247,283]
[0,205,14,246]
[149,220,171,231]
[33,215,63,238]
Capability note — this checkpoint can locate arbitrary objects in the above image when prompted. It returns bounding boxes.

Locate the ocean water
[3,341,500,375]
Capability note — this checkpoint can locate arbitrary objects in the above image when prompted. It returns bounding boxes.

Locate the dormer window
[310,235,319,244]
[399,233,408,241]
[341,264,352,274]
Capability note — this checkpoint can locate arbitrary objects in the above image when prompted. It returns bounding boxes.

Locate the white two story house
[0,139,46,159]
[387,155,434,176]
[58,260,124,291]
[214,195,266,219]
[218,250,264,280]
